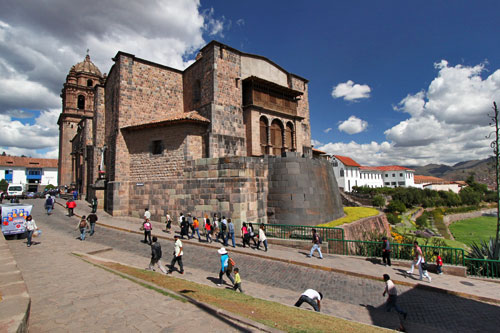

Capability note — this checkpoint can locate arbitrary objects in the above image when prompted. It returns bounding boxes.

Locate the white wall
[241,55,288,86]
[42,168,58,186]
[0,166,59,186]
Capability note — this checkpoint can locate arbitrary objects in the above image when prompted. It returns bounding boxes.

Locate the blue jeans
[46,205,52,214]
[26,230,34,246]
[80,228,86,240]
[89,223,95,235]
[229,232,235,247]
[195,228,201,241]
[309,244,323,258]
[386,295,406,316]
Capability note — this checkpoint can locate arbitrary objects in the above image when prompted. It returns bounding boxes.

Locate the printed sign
[0,204,33,235]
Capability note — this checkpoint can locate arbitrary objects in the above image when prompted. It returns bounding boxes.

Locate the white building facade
[0,156,58,192]
[330,155,415,192]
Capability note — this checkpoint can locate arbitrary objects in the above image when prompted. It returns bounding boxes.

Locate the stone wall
[443,208,497,226]
[339,213,391,241]
[107,155,344,229]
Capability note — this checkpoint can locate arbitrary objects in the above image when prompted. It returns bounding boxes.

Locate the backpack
[228,257,235,269]
[144,222,152,231]
[221,222,227,231]
[79,220,87,228]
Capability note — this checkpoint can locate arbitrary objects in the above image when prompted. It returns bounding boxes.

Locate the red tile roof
[0,156,58,168]
[374,165,415,172]
[334,155,361,167]
[122,111,210,131]
[359,166,379,171]
[414,175,454,184]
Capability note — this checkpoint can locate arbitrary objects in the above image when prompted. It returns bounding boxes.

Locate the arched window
[87,79,93,87]
[259,116,268,155]
[270,119,283,156]
[77,95,85,110]
[285,122,294,151]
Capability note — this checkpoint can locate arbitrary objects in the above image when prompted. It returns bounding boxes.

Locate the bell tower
[58,54,103,187]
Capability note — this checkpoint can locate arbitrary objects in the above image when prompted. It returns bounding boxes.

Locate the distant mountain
[407,157,496,188]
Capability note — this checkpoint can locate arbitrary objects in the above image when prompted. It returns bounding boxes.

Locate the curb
[73,252,283,333]
[0,236,31,333]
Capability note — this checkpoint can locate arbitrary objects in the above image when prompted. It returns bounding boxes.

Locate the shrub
[386,213,401,225]
[0,179,8,192]
[415,211,429,230]
[387,200,406,213]
[372,195,385,208]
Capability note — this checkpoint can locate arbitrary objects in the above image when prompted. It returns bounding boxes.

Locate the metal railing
[264,224,344,248]
[465,258,500,279]
[327,239,465,265]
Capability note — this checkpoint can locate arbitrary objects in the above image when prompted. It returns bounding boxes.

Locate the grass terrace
[318,207,379,228]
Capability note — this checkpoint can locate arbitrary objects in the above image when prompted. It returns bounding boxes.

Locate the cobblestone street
[6,199,500,332]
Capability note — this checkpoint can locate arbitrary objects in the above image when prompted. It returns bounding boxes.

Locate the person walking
[45,195,54,215]
[142,219,152,245]
[294,289,323,312]
[217,247,235,286]
[86,212,98,236]
[168,235,184,274]
[73,189,78,201]
[76,216,88,241]
[24,215,38,247]
[66,198,76,217]
[382,236,391,266]
[241,222,250,248]
[220,216,228,245]
[227,218,235,248]
[213,214,220,242]
[307,229,323,259]
[232,267,243,293]
[205,218,212,243]
[187,213,195,239]
[147,236,167,274]
[144,208,151,221]
[406,241,431,282]
[193,216,201,241]
[257,224,268,251]
[383,274,408,330]
[434,251,443,275]
[165,213,172,233]
[247,223,258,248]
[180,216,189,239]
[91,197,98,213]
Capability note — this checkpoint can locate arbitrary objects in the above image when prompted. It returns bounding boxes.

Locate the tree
[0,179,8,192]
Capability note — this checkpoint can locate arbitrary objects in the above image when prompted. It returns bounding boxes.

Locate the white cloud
[236,19,245,26]
[318,60,499,166]
[332,80,371,101]
[323,127,332,133]
[0,0,226,158]
[338,116,368,134]
[311,139,323,147]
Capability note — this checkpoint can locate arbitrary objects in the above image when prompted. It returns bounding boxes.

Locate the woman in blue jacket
[217,247,234,286]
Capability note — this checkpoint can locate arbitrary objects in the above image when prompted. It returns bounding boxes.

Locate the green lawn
[449,216,497,246]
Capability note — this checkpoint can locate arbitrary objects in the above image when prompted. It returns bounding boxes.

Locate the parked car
[25,192,36,199]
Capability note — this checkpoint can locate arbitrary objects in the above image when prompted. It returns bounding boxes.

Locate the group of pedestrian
[75,212,98,241]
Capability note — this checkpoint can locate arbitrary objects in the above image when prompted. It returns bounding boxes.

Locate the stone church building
[58,41,343,226]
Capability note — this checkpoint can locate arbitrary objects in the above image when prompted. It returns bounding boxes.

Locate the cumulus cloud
[0,0,226,158]
[318,60,499,166]
[323,127,332,133]
[311,139,323,147]
[332,80,371,101]
[338,116,368,134]
[236,19,245,26]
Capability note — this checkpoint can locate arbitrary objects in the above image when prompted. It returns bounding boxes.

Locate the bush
[0,179,8,192]
[372,195,385,208]
[387,200,406,213]
[386,213,401,225]
[415,211,429,230]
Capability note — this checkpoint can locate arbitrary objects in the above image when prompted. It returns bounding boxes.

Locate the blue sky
[1,0,499,165]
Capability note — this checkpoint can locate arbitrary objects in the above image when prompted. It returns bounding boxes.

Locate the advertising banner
[1,204,33,235]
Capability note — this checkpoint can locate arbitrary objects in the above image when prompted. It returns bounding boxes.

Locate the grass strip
[318,207,380,228]
[86,258,383,333]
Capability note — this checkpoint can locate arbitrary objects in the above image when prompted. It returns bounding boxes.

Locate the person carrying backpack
[307,228,323,259]
[76,216,88,241]
[142,219,152,245]
[217,247,235,286]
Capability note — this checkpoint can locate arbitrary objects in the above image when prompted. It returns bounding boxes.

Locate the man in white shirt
[144,208,151,221]
[383,274,407,323]
[294,289,323,312]
[168,235,184,274]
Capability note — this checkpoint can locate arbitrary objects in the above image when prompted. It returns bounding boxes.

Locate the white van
[7,184,25,199]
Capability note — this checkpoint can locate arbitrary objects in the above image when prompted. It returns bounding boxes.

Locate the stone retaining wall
[0,236,30,332]
[443,208,497,226]
[339,213,391,241]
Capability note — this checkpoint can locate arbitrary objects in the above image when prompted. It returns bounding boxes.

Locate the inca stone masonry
[58,41,343,227]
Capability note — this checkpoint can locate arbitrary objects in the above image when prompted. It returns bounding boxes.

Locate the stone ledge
[0,235,30,333]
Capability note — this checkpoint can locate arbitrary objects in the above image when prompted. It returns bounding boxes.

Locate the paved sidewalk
[69,199,500,304]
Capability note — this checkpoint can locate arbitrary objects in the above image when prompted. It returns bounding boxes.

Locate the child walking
[233,267,243,293]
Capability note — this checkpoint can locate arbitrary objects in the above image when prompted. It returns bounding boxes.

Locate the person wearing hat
[294,289,323,312]
[217,247,234,286]
[168,235,184,274]
[382,236,391,266]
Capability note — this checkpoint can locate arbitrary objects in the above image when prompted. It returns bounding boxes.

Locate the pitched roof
[374,165,415,172]
[334,155,361,167]
[121,111,210,131]
[0,156,58,168]
[312,148,326,155]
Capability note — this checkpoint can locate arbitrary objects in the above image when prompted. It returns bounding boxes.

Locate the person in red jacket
[434,251,443,275]
[66,198,77,217]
